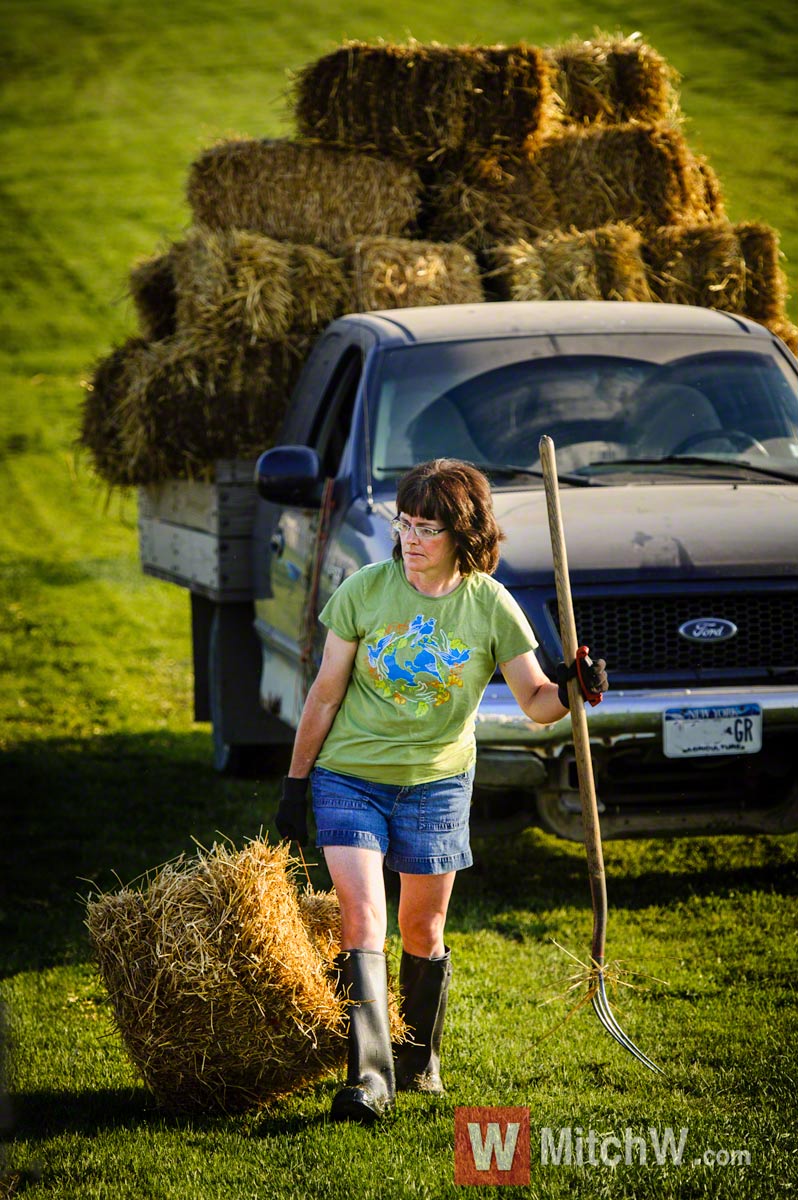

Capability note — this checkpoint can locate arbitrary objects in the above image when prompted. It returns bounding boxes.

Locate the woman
[276,459,607,1123]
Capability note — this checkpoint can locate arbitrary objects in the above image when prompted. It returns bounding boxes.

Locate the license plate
[663,704,762,758]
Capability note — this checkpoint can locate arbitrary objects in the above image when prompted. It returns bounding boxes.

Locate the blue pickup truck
[203,300,798,839]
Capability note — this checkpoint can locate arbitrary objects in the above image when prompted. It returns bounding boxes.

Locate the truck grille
[548,590,798,677]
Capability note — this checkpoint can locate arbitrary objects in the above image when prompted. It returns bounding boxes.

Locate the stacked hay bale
[81,139,443,485]
[293,39,558,158]
[295,33,792,341]
[486,225,651,303]
[86,839,405,1114]
[643,219,791,329]
[80,32,794,489]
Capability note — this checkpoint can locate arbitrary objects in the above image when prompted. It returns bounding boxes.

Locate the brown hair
[392,459,505,575]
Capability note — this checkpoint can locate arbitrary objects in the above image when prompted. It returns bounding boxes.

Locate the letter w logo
[468,1121,520,1170]
[454,1107,530,1186]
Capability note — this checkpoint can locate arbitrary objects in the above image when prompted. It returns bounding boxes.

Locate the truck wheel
[208,608,260,776]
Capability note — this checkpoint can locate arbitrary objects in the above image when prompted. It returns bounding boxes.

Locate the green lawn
[2,1,797,1196]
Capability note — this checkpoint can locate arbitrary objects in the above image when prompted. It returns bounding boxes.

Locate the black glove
[556,648,608,709]
[276,776,309,845]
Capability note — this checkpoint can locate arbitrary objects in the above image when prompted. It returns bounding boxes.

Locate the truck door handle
[270,529,285,557]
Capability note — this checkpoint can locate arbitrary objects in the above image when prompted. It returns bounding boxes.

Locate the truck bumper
[474,682,798,839]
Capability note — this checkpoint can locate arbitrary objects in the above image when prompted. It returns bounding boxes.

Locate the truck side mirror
[255,445,323,506]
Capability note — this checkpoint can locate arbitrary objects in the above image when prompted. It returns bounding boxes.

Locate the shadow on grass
[7,1086,152,1140]
[1,731,306,977]
[7,1085,333,1142]
[4,730,796,974]
[458,823,798,921]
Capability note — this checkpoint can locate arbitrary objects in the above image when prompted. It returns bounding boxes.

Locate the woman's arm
[287,629,359,777]
[499,650,569,726]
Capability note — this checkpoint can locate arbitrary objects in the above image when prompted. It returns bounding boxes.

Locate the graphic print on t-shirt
[366,613,473,716]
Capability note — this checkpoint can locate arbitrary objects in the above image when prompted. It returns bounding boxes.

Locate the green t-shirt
[316,558,538,785]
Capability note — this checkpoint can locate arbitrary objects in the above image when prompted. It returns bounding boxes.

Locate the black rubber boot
[330,949,396,1123]
[394,947,452,1094]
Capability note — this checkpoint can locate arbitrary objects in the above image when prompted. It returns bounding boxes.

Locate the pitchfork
[539,435,663,1074]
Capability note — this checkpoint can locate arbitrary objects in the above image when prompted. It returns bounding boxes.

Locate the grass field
[2,1,797,1196]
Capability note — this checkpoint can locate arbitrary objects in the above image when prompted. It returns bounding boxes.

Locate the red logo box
[454,1106,530,1186]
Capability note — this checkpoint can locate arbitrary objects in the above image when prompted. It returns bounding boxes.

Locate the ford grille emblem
[678,617,738,643]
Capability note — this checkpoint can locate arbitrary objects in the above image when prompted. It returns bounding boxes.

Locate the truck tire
[208,608,250,774]
[206,605,290,776]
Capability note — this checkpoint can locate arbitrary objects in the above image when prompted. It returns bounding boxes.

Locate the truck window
[310,346,362,477]
[371,340,798,480]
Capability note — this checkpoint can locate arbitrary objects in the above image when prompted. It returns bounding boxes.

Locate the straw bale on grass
[128,248,181,341]
[545,33,679,126]
[87,841,354,1113]
[488,224,650,302]
[293,40,556,160]
[187,138,421,252]
[735,221,788,323]
[298,891,343,965]
[347,237,483,311]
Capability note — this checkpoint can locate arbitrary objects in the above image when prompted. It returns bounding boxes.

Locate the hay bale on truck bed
[643,220,789,325]
[173,227,347,347]
[423,124,718,251]
[424,151,559,251]
[735,221,790,324]
[293,39,556,160]
[86,839,406,1115]
[487,224,651,302]
[348,237,484,311]
[186,138,421,252]
[80,337,161,487]
[768,319,798,355]
[545,33,679,126]
[80,332,312,486]
[542,123,716,233]
[643,221,747,311]
[128,247,181,342]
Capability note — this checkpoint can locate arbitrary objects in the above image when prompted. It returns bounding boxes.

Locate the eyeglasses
[391,517,448,541]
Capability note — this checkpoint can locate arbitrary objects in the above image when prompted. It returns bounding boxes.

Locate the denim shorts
[310,765,475,875]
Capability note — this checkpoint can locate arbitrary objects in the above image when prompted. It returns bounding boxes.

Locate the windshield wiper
[584,455,798,483]
[379,463,601,487]
[481,463,602,487]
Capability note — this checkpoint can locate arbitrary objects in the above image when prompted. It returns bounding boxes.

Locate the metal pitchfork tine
[539,435,664,1075]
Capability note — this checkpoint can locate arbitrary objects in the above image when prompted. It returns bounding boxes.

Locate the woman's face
[397,512,459,577]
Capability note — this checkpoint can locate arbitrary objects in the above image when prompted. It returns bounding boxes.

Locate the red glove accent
[575,646,604,707]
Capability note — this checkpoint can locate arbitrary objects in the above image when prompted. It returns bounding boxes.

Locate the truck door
[254,342,364,728]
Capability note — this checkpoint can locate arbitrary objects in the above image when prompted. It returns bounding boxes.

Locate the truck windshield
[370,338,798,481]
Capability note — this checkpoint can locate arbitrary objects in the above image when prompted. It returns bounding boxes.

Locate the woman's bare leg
[398,871,456,958]
[323,845,387,951]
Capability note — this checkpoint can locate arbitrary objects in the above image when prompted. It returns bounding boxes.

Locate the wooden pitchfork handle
[539,435,608,969]
[539,439,664,1076]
